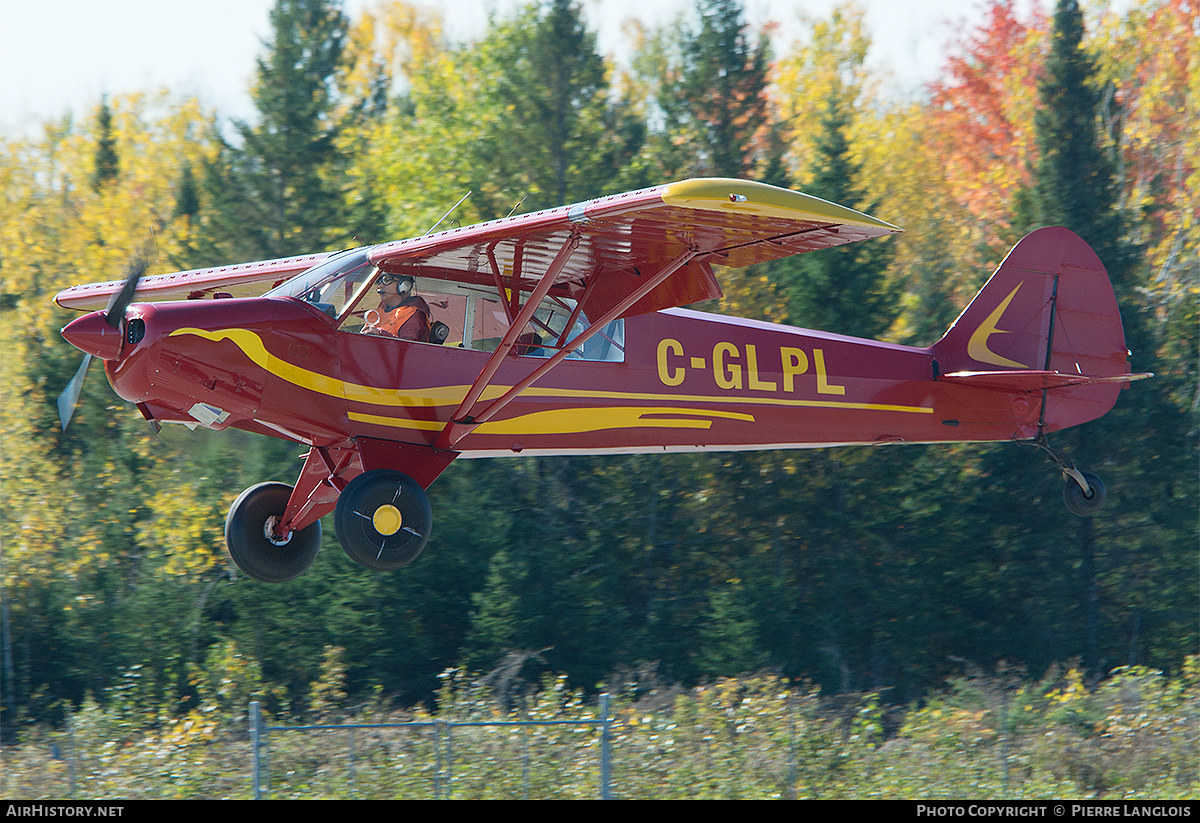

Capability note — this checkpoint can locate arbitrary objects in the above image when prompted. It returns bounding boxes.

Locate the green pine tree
[660,0,771,179]
[1023,0,1129,290]
[1004,0,1195,675]
[779,86,896,339]
[694,580,764,677]
[484,0,641,211]
[173,164,200,223]
[464,549,528,671]
[713,79,901,695]
[91,98,119,192]
[202,0,350,260]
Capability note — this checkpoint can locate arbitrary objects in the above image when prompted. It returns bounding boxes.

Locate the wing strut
[435,233,581,449]
[434,245,700,451]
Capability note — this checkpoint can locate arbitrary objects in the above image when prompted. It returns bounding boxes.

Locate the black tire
[225,482,321,582]
[1063,471,1106,517]
[334,470,432,571]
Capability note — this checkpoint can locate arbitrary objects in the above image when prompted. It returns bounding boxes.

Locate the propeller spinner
[57,256,149,430]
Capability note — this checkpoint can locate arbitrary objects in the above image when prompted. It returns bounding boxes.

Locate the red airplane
[55,178,1150,582]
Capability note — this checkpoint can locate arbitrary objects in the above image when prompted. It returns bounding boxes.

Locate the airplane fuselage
[95,295,1044,464]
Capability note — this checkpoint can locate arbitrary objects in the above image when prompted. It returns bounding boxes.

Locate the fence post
[521,722,530,800]
[250,701,262,800]
[599,694,612,800]
[434,719,447,799]
[65,712,77,799]
[787,690,797,800]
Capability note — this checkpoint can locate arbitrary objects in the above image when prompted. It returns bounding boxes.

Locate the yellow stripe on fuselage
[350,407,756,436]
[169,327,932,416]
[170,327,503,407]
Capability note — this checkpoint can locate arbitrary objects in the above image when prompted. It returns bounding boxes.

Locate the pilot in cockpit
[364,274,432,341]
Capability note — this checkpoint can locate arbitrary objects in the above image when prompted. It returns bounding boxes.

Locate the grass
[2,660,1196,799]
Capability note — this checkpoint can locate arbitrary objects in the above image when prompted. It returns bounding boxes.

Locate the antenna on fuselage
[424,191,471,236]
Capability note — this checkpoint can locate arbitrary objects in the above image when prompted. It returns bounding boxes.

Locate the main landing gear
[1028,435,1107,517]
[334,470,432,571]
[225,483,323,583]
[225,470,433,582]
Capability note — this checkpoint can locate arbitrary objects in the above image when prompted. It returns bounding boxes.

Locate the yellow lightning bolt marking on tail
[967,284,1029,369]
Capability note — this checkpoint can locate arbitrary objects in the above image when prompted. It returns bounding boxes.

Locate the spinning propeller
[57,252,150,430]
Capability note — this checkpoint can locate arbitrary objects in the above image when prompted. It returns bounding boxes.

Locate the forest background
[0,0,1196,771]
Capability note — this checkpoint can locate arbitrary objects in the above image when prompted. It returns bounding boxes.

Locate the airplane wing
[54,252,336,311]
[368,177,901,322]
[55,179,898,316]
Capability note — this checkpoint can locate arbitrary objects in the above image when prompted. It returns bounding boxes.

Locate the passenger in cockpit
[364,274,432,341]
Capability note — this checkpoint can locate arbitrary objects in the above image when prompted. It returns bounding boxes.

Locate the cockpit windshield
[265,249,376,320]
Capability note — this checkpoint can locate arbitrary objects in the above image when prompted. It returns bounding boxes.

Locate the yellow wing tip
[661,178,902,233]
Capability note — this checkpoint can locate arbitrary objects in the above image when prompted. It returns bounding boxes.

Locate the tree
[720,2,893,329]
[1008,0,1194,675]
[486,0,640,211]
[639,0,772,180]
[1020,0,1129,289]
[1093,0,1198,413]
[771,2,875,186]
[365,0,641,233]
[694,580,763,676]
[330,10,393,245]
[91,98,119,192]
[2,0,1195,729]
[202,0,351,260]
[0,93,234,726]
[778,85,896,338]
[464,549,529,670]
[675,0,771,178]
[927,1,1047,237]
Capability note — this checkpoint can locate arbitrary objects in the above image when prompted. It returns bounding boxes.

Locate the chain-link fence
[249,696,614,799]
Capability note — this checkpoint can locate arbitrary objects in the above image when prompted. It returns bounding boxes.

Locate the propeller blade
[103,255,149,327]
[59,241,154,430]
[57,354,92,431]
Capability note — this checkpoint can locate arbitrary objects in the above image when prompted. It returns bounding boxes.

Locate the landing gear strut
[1028,435,1107,517]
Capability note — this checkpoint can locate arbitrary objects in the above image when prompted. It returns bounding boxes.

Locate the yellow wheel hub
[372,504,403,536]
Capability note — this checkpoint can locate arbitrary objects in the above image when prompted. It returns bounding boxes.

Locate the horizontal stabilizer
[941,370,1154,392]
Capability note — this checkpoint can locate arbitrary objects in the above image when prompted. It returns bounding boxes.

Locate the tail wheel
[334,470,431,571]
[1063,471,1106,517]
[226,482,321,582]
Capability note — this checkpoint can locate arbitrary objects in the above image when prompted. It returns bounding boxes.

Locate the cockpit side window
[272,257,624,360]
[337,276,465,342]
[466,294,623,362]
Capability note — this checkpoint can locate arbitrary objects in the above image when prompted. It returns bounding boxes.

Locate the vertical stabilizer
[931,226,1133,432]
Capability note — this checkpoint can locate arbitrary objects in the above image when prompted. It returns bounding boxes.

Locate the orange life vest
[374,299,430,340]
